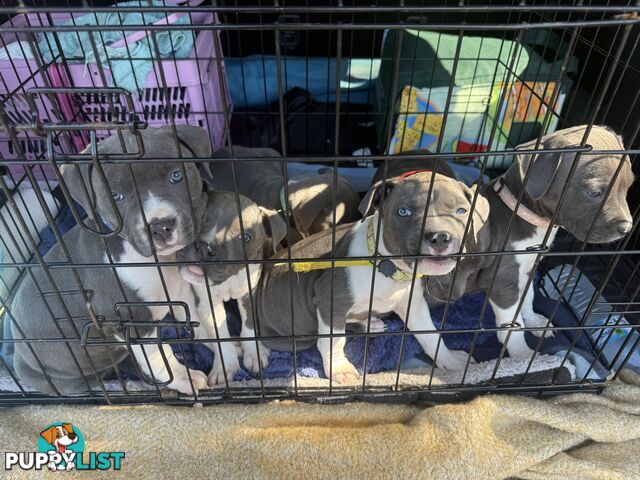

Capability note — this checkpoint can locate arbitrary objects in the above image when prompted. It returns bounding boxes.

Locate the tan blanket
[2,370,640,479]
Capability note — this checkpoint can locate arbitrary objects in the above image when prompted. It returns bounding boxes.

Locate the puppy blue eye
[396,207,413,217]
[456,207,467,214]
[587,190,601,198]
[238,233,252,242]
[170,170,183,183]
[112,192,123,201]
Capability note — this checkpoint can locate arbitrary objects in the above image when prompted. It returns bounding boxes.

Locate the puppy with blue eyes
[253,171,486,382]
[422,126,636,358]
[10,126,212,396]
[177,191,286,385]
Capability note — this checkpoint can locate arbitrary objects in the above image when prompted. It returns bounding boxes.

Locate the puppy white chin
[154,243,184,256]
[178,267,206,286]
[417,258,456,276]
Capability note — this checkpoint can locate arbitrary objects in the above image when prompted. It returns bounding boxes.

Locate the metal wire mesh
[0,1,638,405]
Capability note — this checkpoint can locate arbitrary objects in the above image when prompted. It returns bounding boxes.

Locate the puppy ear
[259,207,287,253]
[62,423,73,434]
[335,175,362,224]
[198,165,215,191]
[286,177,328,237]
[175,125,213,177]
[175,125,212,158]
[289,195,325,237]
[60,145,97,220]
[515,132,583,201]
[287,174,360,236]
[464,184,490,242]
[359,179,395,218]
[516,147,565,201]
[40,426,57,445]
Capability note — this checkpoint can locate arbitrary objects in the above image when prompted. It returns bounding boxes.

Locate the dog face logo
[37,423,84,471]
[5,422,124,472]
[40,424,79,455]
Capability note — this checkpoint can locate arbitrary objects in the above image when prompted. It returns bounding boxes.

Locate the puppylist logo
[4,422,125,472]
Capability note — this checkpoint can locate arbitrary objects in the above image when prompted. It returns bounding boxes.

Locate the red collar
[397,169,432,180]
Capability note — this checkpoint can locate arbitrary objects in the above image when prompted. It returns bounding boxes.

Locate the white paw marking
[366,316,387,333]
[208,355,241,386]
[523,312,555,338]
[241,341,271,373]
[435,348,473,370]
[326,357,360,383]
[169,368,208,395]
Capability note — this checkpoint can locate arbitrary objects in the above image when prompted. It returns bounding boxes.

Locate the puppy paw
[507,343,537,359]
[435,349,473,370]
[326,358,360,383]
[523,312,555,338]
[169,369,208,395]
[208,356,241,386]
[367,316,387,333]
[242,341,271,373]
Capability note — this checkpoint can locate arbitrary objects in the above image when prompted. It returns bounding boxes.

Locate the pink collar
[492,178,551,228]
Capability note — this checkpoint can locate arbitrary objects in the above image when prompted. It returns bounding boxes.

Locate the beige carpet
[2,370,640,479]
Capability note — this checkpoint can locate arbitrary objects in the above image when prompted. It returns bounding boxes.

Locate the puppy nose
[617,221,633,236]
[426,231,451,250]
[195,240,216,258]
[67,432,76,440]
[149,218,176,241]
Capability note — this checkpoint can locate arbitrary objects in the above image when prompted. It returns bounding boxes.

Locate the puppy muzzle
[572,219,634,244]
[179,263,244,286]
[415,241,461,275]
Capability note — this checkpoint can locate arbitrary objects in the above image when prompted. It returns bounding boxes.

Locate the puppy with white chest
[421,125,636,357]
[252,171,485,381]
[10,126,211,396]
[206,146,361,243]
[177,191,287,384]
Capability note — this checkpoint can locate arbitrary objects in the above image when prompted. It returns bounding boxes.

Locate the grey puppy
[251,172,488,381]
[421,125,635,357]
[10,126,211,395]
[177,191,286,384]
[206,146,361,243]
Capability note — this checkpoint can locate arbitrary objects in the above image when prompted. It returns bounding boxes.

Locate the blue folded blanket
[2,199,602,383]
[226,56,380,109]
[161,281,595,381]
[39,1,195,92]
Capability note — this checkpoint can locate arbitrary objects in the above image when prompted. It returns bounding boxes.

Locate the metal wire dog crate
[0,1,639,406]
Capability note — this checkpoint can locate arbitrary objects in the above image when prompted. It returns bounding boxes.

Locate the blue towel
[161,282,596,381]
[39,1,195,92]
[227,56,380,109]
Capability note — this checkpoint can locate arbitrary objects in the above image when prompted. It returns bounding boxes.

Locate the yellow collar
[277,218,423,282]
[366,218,424,282]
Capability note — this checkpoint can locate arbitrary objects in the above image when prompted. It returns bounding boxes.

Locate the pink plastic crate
[1,9,231,184]
[66,10,232,152]
[0,13,77,182]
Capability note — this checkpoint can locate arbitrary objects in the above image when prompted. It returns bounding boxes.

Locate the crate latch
[22,87,146,135]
